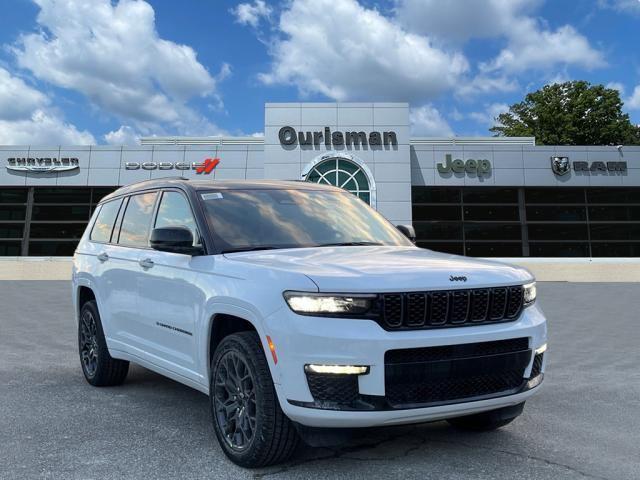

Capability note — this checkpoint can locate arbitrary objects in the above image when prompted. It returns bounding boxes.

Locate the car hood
[224,246,533,292]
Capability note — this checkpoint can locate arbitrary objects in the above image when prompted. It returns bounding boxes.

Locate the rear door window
[117,192,158,247]
[90,198,123,243]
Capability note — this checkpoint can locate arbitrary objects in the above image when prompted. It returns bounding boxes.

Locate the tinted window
[526,205,586,221]
[414,222,462,240]
[417,242,464,255]
[0,188,28,203]
[525,188,584,204]
[0,205,26,221]
[586,188,640,203]
[528,223,588,241]
[32,223,86,239]
[90,199,123,243]
[412,187,460,203]
[0,241,21,256]
[28,241,78,256]
[413,205,461,221]
[33,188,91,204]
[464,223,521,240]
[0,224,24,238]
[118,192,158,247]
[31,205,90,221]
[463,188,518,203]
[464,205,519,221]
[155,192,199,245]
[465,243,522,257]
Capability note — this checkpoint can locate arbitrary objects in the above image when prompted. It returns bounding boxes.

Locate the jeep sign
[437,154,492,176]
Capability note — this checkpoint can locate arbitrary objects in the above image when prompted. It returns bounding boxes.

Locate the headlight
[523,281,536,306]
[283,291,375,316]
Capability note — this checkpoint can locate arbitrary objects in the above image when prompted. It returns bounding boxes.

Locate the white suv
[72,178,547,467]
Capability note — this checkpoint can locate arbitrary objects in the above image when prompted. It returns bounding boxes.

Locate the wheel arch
[203,306,277,388]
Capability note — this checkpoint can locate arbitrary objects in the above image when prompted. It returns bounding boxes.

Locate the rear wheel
[210,331,299,468]
[78,300,129,386]
[447,402,525,431]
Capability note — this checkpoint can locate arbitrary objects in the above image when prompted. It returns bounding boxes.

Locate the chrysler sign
[6,157,79,173]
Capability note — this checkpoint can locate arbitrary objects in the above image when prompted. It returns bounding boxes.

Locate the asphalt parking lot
[1,281,639,480]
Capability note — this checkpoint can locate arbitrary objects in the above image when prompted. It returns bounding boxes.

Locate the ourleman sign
[437,154,492,176]
[6,157,79,173]
[278,126,398,147]
[551,156,627,176]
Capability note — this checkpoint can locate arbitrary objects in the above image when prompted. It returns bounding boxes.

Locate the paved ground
[1,281,639,480]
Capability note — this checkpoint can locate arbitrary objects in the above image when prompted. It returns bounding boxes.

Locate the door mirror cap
[396,224,416,243]
[150,227,201,255]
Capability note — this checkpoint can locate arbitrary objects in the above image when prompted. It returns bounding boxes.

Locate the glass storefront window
[0,205,26,221]
[0,188,28,203]
[33,188,91,204]
[28,241,78,256]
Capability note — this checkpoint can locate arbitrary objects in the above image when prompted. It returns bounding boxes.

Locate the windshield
[200,189,412,253]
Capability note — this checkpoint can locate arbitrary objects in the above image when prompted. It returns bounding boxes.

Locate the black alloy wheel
[213,351,258,451]
[209,332,299,467]
[79,308,100,378]
[77,300,129,386]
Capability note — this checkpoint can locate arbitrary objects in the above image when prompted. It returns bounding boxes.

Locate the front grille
[305,372,359,404]
[385,338,531,408]
[379,285,524,330]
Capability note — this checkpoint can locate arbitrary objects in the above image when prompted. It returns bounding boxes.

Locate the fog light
[304,364,369,375]
[535,343,547,355]
[526,374,543,390]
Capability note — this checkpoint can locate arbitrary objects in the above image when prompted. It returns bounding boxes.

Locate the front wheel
[447,402,525,431]
[210,331,299,468]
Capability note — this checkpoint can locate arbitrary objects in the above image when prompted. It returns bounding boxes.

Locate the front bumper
[263,303,547,428]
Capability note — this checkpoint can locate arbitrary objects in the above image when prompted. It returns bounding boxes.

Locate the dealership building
[1,102,639,258]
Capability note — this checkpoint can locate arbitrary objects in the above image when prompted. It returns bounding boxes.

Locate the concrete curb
[1,257,639,282]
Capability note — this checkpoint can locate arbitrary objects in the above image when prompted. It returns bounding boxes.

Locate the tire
[78,300,129,386]
[210,331,299,468]
[447,402,525,432]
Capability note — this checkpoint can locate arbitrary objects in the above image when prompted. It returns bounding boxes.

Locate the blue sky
[0,0,638,144]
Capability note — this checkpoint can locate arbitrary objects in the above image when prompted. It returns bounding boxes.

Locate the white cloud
[599,0,640,14]
[410,105,454,136]
[104,125,139,145]
[0,66,94,144]
[483,21,605,73]
[395,0,537,43]
[607,82,626,95]
[456,74,519,97]
[626,85,640,110]
[397,0,604,80]
[231,0,272,27]
[258,0,468,102]
[468,103,509,126]
[13,0,224,135]
[0,68,49,120]
[0,110,95,144]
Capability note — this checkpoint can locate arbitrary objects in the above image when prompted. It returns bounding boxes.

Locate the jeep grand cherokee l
[72,178,547,467]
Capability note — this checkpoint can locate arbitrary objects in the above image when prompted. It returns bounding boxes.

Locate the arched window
[304,157,372,205]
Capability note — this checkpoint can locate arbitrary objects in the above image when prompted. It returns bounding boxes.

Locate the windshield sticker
[201,192,223,200]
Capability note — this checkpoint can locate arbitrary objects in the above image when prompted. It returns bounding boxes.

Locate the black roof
[100,177,341,204]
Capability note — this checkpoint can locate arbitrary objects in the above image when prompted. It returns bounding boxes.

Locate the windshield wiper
[315,241,384,247]
[221,246,283,254]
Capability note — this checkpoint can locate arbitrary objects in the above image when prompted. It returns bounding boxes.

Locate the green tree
[490,81,640,145]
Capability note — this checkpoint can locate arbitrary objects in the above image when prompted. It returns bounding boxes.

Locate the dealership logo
[279,126,398,148]
[551,156,627,176]
[551,156,571,176]
[6,157,79,173]
[125,157,220,174]
[437,154,491,176]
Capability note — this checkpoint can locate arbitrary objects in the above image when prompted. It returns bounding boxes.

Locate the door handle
[97,252,109,262]
[139,258,154,269]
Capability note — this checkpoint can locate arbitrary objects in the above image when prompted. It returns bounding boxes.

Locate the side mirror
[150,227,200,255]
[396,224,416,243]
